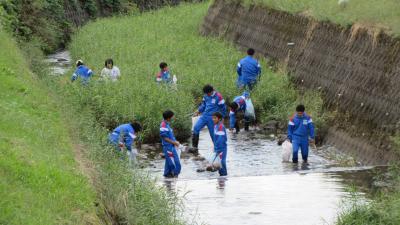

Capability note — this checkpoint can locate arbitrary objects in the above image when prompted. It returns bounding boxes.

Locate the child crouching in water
[212,112,228,176]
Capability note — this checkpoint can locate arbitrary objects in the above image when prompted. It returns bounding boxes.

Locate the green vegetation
[0,31,99,224]
[43,2,326,222]
[67,2,326,142]
[242,0,400,36]
[0,0,136,53]
[53,96,186,225]
[337,166,400,225]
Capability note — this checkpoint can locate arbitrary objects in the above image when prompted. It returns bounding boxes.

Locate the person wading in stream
[212,112,228,176]
[236,48,262,91]
[191,84,227,154]
[287,104,315,163]
[160,110,181,178]
[108,121,142,164]
[229,91,251,133]
[71,59,93,85]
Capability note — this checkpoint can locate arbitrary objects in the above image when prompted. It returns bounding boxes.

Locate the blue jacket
[287,113,315,141]
[213,121,227,152]
[160,120,176,148]
[198,91,227,117]
[109,124,137,151]
[229,95,247,128]
[71,65,93,84]
[157,70,172,83]
[237,56,261,84]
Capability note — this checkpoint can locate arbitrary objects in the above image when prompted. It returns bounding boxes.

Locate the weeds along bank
[0,32,99,224]
[0,0,200,53]
[0,2,323,225]
[242,0,400,36]
[52,94,186,225]
[336,165,400,225]
[0,28,187,225]
[67,2,326,142]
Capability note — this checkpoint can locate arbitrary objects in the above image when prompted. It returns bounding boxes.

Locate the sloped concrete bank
[201,0,400,164]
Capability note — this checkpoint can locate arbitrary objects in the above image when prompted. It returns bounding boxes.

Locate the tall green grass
[54,99,186,225]
[0,32,99,224]
[51,2,327,223]
[242,0,400,36]
[67,2,326,141]
[337,166,400,225]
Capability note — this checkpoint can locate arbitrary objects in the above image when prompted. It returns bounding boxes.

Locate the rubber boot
[244,121,250,131]
[234,121,240,134]
[188,134,199,155]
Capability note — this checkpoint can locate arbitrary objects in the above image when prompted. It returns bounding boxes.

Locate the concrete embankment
[201,0,400,164]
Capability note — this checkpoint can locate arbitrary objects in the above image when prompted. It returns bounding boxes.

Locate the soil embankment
[201,0,400,164]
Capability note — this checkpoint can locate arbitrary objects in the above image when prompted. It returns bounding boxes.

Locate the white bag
[245,98,256,120]
[207,152,222,169]
[127,148,138,165]
[176,144,186,158]
[282,140,292,162]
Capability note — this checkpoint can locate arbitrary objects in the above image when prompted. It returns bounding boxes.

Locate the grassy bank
[41,2,327,224]
[52,93,186,225]
[337,167,400,225]
[242,0,400,36]
[67,2,326,142]
[0,31,99,224]
[0,0,137,53]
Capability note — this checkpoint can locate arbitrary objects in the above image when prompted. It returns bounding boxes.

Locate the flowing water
[48,51,382,225]
[45,50,71,75]
[147,129,381,225]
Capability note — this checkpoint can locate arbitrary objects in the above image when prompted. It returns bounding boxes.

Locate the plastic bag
[128,148,138,165]
[176,144,187,158]
[245,98,256,120]
[207,152,222,169]
[282,140,292,162]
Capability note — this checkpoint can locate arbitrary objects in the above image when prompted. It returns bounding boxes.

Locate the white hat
[76,59,84,66]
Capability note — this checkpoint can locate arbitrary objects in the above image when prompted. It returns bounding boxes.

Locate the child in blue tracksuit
[160,110,181,177]
[156,62,172,84]
[71,60,93,85]
[229,91,250,133]
[287,104,315,163]
[212,112,228,176]
[108,122,142,162]
[192,84,227,151]
[237,48,261,91]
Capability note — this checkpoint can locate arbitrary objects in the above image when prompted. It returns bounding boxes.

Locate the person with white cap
[71,59,93,85]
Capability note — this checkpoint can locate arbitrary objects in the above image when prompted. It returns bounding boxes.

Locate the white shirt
[100,66,120,81]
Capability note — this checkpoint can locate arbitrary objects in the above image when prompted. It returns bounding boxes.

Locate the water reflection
[148,130,331,179]
[217,177,227,190]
